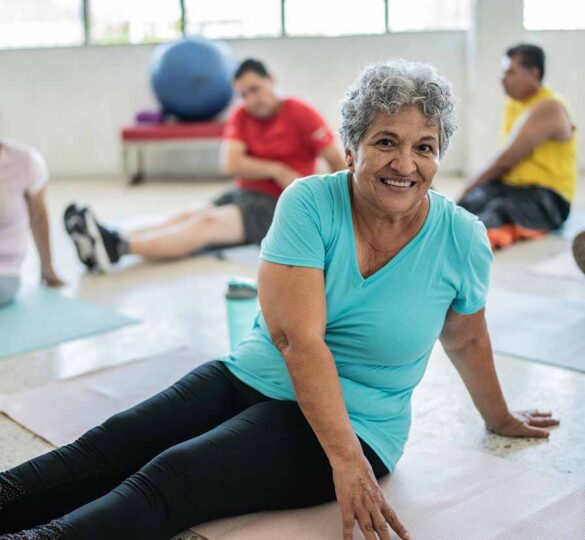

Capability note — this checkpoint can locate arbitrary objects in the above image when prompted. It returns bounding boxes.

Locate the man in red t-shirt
[64,59,344,272]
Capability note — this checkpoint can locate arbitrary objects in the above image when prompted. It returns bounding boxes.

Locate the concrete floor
[1,174,584,486]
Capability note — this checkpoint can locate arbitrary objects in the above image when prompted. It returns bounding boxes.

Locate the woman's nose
[389,149,416,176]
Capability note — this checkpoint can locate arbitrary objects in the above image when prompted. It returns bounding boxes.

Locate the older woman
[0,61,558,540]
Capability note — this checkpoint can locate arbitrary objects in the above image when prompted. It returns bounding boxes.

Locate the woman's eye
[377,139,395,147]
[418,144,434,153]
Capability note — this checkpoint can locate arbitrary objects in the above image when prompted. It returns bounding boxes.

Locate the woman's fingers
[382,501,411,540]
[527,417,560,427]
[530,410,552,417]
[341,504,356,540]
[355,506,378,540]
[370,507,393,540]
[520,424,550,438]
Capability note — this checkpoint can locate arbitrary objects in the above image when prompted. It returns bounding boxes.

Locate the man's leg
[127,204,245,259]
[128,210,204,237]
[65,202,245,270]
[35,401,388,540]
[0,361,268,533]
[457,181,507,216]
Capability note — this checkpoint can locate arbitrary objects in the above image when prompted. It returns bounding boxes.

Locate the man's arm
[462,100,573,196]
[25,186,64,287]
[319,142,347,173]
[440,307,559,436]
[220,139,300,188]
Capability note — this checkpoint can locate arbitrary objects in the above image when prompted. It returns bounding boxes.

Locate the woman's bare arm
[440,308,559,436]
[258,261,409,540]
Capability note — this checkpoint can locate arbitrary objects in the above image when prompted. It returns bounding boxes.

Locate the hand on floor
[333,454,410,540]
[489,409,560,438]
[41,266,66,288]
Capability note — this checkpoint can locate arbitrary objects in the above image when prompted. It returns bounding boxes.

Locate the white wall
[0,0,583,179]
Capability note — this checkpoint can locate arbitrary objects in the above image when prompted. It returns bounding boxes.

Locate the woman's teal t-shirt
[222,171,492,472]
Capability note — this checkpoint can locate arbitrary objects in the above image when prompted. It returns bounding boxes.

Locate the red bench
[120,121,226,185]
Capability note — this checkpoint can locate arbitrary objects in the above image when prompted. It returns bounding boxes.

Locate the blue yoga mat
[0,289,138,359]
[487,288,585,373]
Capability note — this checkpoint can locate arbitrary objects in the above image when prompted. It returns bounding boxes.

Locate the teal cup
[225,277,258,351]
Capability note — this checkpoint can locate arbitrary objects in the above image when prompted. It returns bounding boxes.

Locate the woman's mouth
[379,178,416,189]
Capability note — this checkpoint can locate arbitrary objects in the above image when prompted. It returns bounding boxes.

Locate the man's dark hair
[234,58,270,80]
[506,43,545,81]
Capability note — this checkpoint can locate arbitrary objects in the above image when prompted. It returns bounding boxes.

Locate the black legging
[458,180,570,230]
[0,361,388,539]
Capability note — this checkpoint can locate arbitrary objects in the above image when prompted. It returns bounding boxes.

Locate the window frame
[0,0,472,51]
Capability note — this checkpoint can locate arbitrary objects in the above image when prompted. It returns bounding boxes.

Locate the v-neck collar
[341,171,434,287]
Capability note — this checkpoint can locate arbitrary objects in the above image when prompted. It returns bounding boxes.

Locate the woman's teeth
[381,178,414,188]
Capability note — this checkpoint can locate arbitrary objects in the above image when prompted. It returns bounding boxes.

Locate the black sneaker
[572,231,585,275]
[63,205,115,273]
[63,203,99,271]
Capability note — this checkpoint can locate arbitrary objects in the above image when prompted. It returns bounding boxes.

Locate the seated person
[0,60,557,540]
[64,58,345,272]
[0,139,63,306]
[459,44,577,250]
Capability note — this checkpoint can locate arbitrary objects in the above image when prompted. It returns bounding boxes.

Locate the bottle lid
[226,277,258,300]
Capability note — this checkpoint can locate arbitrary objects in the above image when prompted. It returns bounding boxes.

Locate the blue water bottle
[225,277,259,351]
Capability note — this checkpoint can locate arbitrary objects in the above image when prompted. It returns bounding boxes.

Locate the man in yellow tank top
[459,44,577,250]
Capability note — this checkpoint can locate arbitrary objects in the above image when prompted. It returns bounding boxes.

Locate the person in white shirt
[0,140,63,305]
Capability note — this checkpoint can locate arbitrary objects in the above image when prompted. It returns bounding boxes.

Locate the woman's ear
[345,148,355,170]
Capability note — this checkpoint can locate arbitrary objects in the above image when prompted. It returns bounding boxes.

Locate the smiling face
[233,71,280,119]
[346,106,440,222]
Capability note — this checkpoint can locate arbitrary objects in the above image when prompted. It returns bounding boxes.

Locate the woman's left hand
[41,266,65,288]
[489,409,560,438]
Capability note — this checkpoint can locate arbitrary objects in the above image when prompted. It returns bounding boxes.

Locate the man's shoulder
[283,97,321,116]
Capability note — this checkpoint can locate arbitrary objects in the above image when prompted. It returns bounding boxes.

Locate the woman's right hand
[332,454,410,540]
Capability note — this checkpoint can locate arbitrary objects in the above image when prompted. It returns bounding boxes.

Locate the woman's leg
[41,400,388,540]
[0,361,268,533]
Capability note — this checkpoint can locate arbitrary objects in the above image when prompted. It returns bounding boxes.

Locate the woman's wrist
[328,440,366,470]
[485,409,513,432]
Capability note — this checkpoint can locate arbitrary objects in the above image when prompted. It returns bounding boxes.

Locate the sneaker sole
[64,204,97,270]
[83,209,112,273]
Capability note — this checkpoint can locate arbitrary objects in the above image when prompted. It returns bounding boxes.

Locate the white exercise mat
[530,249,584,282]
[0,348,209,446]
[187,440,585,540]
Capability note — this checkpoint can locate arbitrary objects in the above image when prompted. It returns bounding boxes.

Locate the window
[524,0,585,30]
[387,0,470,32]
[286,0,385,37]
[0,0,83,49]
[90,0,182,45]
[185,0,281,39]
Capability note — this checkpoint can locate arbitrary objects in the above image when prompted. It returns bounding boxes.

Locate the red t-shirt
[223,97,335,198]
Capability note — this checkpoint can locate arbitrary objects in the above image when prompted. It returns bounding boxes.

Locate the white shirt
[0,140,49,276]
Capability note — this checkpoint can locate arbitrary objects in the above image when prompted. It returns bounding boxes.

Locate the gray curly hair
[340,60,457,157]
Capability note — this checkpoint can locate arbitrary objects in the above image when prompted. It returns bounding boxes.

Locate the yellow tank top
[500,86,577,202]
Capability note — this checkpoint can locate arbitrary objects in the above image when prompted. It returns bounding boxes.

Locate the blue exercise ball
[150,38,234,121]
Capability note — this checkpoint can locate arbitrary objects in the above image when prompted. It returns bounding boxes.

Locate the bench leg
[129,146,145,186]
